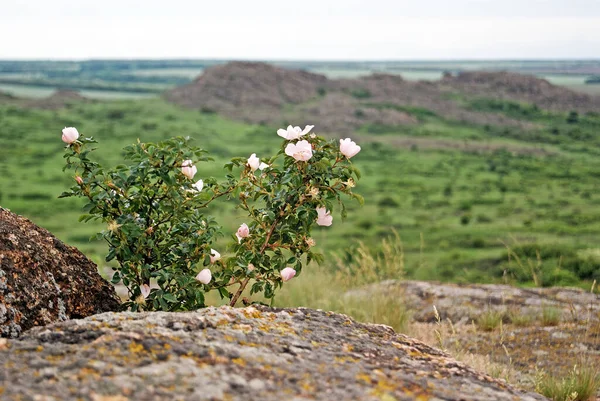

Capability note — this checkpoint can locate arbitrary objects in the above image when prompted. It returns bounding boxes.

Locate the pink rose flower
[280,267,296,282]
[284,140,313,162]
[195,268,212,284]
[277,125,314,140]
[75,176,83,185]
[339,138,361,159]
[181,160,197,180]
[62,127,79,144]
[236,223,250,243]
[316,207,333,226]
[210,249,221,264]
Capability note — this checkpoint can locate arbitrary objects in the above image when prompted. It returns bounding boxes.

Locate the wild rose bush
[60,125,362,311]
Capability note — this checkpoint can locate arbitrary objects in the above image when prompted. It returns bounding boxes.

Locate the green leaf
[110,272,121,284]
[163,293,178,303]
[58,191,73,198]
[352,193,365,206]
[218,287,231,300]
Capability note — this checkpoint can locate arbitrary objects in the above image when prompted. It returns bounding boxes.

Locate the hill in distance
[164,61,600,134]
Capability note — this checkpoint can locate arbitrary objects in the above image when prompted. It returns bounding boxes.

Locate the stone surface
[347,280,600,385]
[0,306,547,401]
[347,280,600,324]
[0,207,120,338]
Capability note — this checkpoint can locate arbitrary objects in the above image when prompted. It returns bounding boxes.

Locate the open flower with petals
[339,138,361,159]
[62,127,79,144]
[210,249,221,264]
[236,223,250,243]
[195,268,212,284]
[247,153,260,172]
[316,207,333,226]
[277,125,314,140]
[258,162,269,171]
[285,140,313,162]
[181,160,197,180]
[192,179,204,192]
[280,267,296,282]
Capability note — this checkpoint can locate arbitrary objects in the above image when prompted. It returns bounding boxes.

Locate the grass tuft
[476,310,505,332]
[541,306,562,326]
[535,365,600,401]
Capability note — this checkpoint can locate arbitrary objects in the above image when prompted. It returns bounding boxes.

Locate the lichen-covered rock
[0,207,120,338]
[346,280,600,324]
[0,306,548,400]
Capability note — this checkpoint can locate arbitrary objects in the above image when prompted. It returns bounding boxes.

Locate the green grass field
[2,94,600,289]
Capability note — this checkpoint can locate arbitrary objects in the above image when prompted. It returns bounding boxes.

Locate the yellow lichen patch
[128,342,145,354]
[45,354,66,363]
[356,372,373,384]
[90,394,129,401]
[242,308,263,319]
[223,334,235,342]
[300,380,315,393]
[216,318,231,327]
[77,367,102,382]
[257,322,297,336]
[310,340,325,347]
[342,343,354,352]
[231,358,246,367]
[0,386,4,395]
[36,345,44,352]
[233,324,253,333]
[372,374,396,393]
[334,356,360,364]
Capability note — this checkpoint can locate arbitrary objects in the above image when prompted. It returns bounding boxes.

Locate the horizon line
[1,57,600,63]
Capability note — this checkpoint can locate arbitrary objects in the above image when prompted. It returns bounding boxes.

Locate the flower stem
[229,214,282,307]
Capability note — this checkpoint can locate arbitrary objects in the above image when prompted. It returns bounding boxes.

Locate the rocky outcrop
[0,207,120,338]
[362,281,600,384]
[0,306,548,400]
[346,280,600,324]
[442,71,600,112]
[164,61,328,124]
[163,62,600,134]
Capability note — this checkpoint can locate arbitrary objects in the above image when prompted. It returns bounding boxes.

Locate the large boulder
[0,306,547,400]
[0,207,120,338]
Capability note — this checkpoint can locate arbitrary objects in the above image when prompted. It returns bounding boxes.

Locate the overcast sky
[2,0,600,60]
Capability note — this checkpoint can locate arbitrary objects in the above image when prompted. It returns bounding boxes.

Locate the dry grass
[274,231,410,332]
